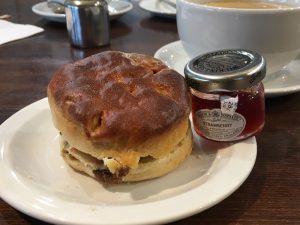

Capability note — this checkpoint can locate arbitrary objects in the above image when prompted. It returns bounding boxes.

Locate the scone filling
[61,138,130,183]
[61,133,186,184]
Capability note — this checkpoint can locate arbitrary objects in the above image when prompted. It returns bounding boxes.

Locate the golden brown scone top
[48,51,191,145]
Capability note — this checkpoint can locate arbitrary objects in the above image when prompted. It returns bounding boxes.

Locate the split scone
[47,51,192,184]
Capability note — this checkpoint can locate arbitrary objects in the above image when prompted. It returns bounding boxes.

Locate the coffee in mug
[198,1,291,9]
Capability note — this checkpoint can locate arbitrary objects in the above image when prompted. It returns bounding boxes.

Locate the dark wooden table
[0,0,299,224]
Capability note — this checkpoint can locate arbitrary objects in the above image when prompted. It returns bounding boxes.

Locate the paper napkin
[0,19,44,45]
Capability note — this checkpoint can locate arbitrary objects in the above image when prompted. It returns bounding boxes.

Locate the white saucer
[154,40,300,98]
[139,0,176,18]
[0,98,256,225]
[32,1,133,23]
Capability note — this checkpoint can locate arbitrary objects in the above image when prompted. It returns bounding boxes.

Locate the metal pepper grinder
[65,0,110,48]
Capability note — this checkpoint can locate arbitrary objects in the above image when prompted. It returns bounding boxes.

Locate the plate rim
[32,1,133,22]
[0,98,257,225]
[139,0,176,17]
[154,40,300,98]
[32,1,66,19]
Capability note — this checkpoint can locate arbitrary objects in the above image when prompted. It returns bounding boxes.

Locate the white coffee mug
[47,0,65,4]
[177,0,300,75]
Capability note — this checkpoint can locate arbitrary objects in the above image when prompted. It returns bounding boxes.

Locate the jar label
[220,95,238,115]
[195,109,246,141]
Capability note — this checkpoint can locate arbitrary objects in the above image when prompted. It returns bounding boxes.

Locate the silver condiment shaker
[65,0,110,48]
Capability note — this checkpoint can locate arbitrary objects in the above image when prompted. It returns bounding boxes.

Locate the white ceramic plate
[0,98,256,225]
[32,1,133,23]
[154,40,300,98]
[139,0,176,18]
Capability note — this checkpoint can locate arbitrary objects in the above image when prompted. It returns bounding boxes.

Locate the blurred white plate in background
[32,1,133,23]
[139,0,176,18]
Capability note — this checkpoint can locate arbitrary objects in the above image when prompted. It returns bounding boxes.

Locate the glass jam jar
[185,49,266,142]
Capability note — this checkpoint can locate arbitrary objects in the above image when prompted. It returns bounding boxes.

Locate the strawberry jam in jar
[185,49,266,142]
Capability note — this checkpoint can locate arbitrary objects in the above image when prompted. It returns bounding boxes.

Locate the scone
[47,51,192,184]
